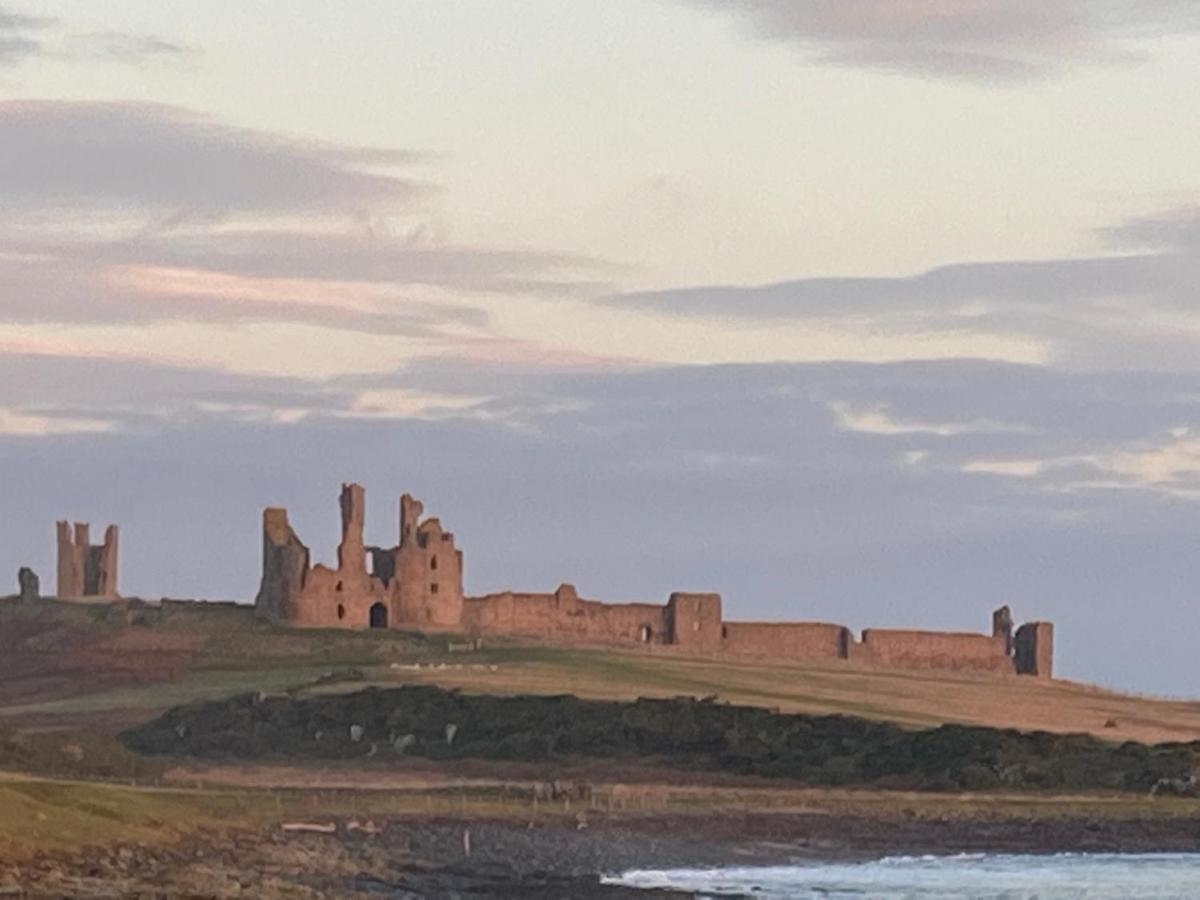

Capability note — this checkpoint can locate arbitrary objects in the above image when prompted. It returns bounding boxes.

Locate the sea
[605,853,1200,898]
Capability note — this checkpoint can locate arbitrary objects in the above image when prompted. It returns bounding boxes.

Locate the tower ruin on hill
[56,521,119,600]
[256,484,463,632]
[255,484,1054,678]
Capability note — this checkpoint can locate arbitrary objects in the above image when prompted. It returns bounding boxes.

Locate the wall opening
[369,602,388,629]
[430,583,439,594]
[640,625,653,644]
[337,604,345,621]
[431,555,438,571]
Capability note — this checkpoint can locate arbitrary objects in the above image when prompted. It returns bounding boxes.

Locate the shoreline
[4,807,1199,897]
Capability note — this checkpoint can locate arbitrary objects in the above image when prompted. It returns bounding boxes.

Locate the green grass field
[1,596,1199,860]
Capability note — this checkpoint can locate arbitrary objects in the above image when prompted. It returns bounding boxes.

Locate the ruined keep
[56,521,119,600]
[256,484,463,633]
[255,484,1055,678]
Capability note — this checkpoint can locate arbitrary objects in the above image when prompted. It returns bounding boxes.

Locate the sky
[1,1,1199,695]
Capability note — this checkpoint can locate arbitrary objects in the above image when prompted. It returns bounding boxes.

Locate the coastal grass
[346,644,1200,744]
[3,598,1200,744]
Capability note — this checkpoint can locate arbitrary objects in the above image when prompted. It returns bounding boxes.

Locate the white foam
[606,853,1200,899]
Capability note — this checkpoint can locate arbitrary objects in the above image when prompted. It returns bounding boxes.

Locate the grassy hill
[2,596,1198,745]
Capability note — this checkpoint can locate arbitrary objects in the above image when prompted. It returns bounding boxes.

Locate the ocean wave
[607,853,1200,899]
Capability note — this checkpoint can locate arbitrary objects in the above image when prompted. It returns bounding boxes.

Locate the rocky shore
[3,809,1200,898]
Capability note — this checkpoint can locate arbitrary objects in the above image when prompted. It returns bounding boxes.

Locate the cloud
[832,404,1030,437]
[0,101,611,346]
[0,7,187,68]
[684,0,1200,81]
[604,205,1200,372]
[0,100,427,216]
[67,32,196,65]
[0,5,51,65]
[0,407,113,437]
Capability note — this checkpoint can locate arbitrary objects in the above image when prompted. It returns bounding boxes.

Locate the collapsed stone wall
[55,521,118,600]
[462,584,665,645]
[253,484,1053,678]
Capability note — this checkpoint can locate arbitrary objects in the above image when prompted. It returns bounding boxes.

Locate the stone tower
[392,493,464,629]
[56,521,118,599]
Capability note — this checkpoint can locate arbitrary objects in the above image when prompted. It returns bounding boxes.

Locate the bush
[119,685,1200,794]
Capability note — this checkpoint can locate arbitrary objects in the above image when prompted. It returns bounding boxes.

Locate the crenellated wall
[252,483,1054,679]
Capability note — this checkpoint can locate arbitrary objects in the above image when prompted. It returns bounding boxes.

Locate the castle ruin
[55,521,119,600]
[255,484,1054,678]
[256,484,463,632]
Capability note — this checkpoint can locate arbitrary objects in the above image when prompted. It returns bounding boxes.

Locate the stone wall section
[463,584,665,645]
[253,484,1054,678]
[1014,622,1055,678]
[721,621,849,659]
[850,629,1013,673]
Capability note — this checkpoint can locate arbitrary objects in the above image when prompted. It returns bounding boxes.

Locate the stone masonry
[256,484,463,633]
[255,484,1054,678]
[56,521,118,600]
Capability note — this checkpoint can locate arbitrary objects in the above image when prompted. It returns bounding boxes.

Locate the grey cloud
[4,356,1200,694]
[5,228,611,293]
[0,100,428,216]
[1104,205,1200,250]
[0,5,51,65]
[0,8,188,68]
[0,353,355,426]
[685,1,1200,80]
[68,32,197,65]
[611,254,1168,318]
[604,205,1200,371]
[0,101,611,333]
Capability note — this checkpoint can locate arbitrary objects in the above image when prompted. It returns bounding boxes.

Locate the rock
[17,567,39,603]
[393,734,416,754]
[349,724,364,742]
[445,723,458,746]
[1150,775,1199,798]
